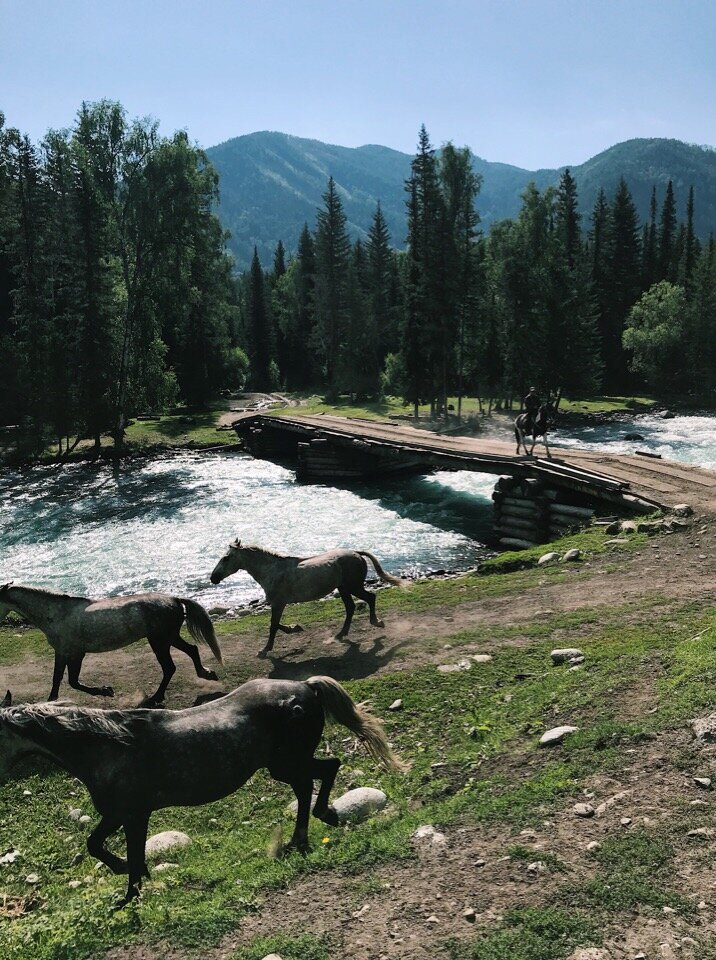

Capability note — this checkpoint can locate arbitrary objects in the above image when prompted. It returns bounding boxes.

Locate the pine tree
[273,239,286,279]
[603,178,642,390]
[642,185,658,288]
[679,186,698,292]
[658,180,678,282]
[246,246,274,389]
[314,176,351,396]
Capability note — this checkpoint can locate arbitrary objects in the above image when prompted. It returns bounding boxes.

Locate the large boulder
[145,830,192,858]
[538,552,560,566]
[551,648,583,665]
[332,787,388,824]
[690,715,716,742]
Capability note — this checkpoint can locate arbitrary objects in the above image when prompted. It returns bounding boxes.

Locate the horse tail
[306,676,406,772]
[181,599,223,664]
[357,550,406,588]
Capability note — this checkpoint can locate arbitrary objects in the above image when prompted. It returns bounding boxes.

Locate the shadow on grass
[148,411,218,439]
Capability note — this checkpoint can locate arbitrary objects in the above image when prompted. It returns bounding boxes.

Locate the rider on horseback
[523,387,541,430]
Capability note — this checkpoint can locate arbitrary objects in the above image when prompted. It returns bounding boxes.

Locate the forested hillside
[3,103,716,459]
[207,133,716,269]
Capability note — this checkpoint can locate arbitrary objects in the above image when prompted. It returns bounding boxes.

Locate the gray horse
[0,584,222,704]
[0,678,403,906]
[210,542,404,657]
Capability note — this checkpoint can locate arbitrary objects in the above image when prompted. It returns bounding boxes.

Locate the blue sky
[2,0,715,169]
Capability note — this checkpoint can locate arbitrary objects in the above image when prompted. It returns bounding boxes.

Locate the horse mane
[4,703,137,744]
[239,544,289,559]
[5,584,86,603]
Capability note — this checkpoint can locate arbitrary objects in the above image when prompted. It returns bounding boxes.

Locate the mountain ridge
[205,133,716,270]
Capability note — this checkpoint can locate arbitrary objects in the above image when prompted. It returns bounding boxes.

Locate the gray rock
[145,830,192,858]
[605,521,621,534]
[68,808,83,820]
[694,777,712,789]
[538,552,560,566]
[526,860,547,874]
[567,950,610,960]
[605,538,629,545]
[687,827,716,839]
[154,862,180,872]
[78,815,91,825]
[260,955,284,960]
[573,802,595,818]
[68,879,82,888]
[470,654,493,663]
[540,725,578,746]
[388,699,403,711]
[0,849,20,864]
[25,873,39,884]
[551,648,583,664]
[437,658,473,673]
[333,787,388,824]
[690,715,716,742]
[620,520,638,534]
[413,824,447,847]
[673,504,694,517]
[562,548,581,561]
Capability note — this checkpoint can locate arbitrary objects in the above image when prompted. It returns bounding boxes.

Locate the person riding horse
[523,387,541,430]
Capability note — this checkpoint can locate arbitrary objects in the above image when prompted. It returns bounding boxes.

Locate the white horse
[210,542,404,657]
[0,583,222,704]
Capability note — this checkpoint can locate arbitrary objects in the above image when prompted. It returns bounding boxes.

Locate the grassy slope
[270,393,658,421]
[3,527,716,959]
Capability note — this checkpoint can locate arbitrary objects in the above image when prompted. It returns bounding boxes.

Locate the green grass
[1,527,711,960]
[272,392,659,422]
[448,906,600,960]
[123,410,227,450]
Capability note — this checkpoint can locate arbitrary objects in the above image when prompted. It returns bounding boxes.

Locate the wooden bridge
[232,413,716,516]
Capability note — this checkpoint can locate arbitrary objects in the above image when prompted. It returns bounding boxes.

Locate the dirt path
[4,515,715,705]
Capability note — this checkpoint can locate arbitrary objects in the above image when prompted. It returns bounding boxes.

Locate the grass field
[2,522,716,959]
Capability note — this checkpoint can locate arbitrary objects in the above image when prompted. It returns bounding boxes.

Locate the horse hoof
[335,632,348,641]
[315,805,339,826]
[372,619,384,628]
[257,649,269,659]
[291,624,304,633]
[102,687,114,697]
[204,671,219,681]
[283,839,309,856]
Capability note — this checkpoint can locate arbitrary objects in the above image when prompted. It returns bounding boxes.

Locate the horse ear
[1,690,11,708]
[0,582,12,593]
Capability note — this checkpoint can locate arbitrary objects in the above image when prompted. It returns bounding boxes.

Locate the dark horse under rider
[523,386,541,430]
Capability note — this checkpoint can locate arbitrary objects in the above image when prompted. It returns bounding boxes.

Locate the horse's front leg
[87,815,127,875]
[67,654,114,698]
[543,433,552,459]
[115,812,151,908]
[260,604,285,658]
[49,652,68,701]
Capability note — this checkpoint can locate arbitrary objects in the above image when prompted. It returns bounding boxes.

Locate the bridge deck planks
[233,413,716,514]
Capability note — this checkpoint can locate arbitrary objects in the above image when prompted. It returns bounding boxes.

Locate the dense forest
[2,104,716,456]
[243,125,716,415]
[0,101,243,454]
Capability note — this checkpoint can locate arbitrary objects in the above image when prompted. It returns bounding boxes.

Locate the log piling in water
[492,475,601,549]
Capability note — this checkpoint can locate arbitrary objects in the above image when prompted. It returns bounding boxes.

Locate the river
[2,411,713,610]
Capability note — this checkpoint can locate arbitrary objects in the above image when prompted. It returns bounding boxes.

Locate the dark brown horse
[0,679,402,907]
[514,404,553,457]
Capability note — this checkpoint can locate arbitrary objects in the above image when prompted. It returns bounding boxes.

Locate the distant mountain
[205,133,716,270]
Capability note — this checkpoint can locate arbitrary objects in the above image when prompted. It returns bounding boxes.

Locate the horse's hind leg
[88,815,127,874]
[543,434,552,459]
[336,588,355,639]
[311,757,341,826]
[146,636,176,705]
[67,654,114,698]
[353,584,383,628]
[171,634,218,682]
[48,652,68,701]
[286,776,313,852]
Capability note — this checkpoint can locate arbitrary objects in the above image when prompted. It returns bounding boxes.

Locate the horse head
[210,541,245,584]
